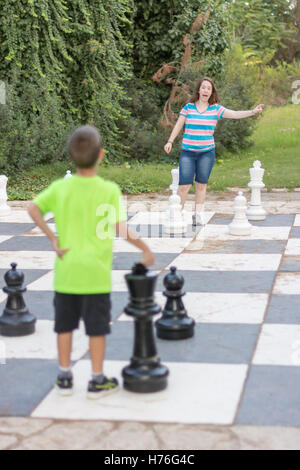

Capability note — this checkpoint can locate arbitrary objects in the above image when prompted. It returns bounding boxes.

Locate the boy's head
[68,125,104,169]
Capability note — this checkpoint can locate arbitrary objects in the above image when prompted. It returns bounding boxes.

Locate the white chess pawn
[246,160,266,221]
[0,175,11,217]
[64,170,72,179]
[164,192,188,234]
[229,191,252,236]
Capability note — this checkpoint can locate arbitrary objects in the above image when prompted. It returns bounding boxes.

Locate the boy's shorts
[54,292,111,336]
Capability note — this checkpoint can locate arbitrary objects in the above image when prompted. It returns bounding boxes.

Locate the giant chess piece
[0,175,11,217]
[0,263,36,336]
[246,160,266,221]
[64,170,72,179]
[122,263,169,393]
[229,191,252,236]
[164,168,187,234]
[155,266,195,340]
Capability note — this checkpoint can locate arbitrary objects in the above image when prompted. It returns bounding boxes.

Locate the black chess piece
[155,266,195,340]
[0,263,36,336]
[122,263,169,393]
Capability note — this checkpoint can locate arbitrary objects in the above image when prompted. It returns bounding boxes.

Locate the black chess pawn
[0,263,36,336]
[122,263,169,393]
[155,266,195,340]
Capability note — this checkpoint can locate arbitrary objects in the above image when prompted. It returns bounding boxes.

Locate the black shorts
[54,292,111,336]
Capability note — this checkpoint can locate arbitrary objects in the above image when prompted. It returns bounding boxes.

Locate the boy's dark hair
[68,125,103,169]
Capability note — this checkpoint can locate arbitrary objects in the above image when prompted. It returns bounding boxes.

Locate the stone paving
[1,191,300,450]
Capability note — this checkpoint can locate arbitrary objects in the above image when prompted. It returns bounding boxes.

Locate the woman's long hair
[189,77,220,105]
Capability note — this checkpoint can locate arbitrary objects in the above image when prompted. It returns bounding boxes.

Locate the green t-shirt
[33,175,127,294]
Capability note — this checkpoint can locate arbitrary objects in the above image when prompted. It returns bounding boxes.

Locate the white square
[294,215,300,227]
[118,292,268,324]
[23,224,57,236]
[1,320,88,360]
[0,236,13,244]
[285,239,300,256]
[167,253,281,271]
[253,324,300,365]
[31,360,248,425]
[200,225,290,241]
[273,273,300,295]
[0,251,55,270]
[27,271,54,291]
[112,270,159,292]
[113,238,191,253]
[1,211,53,224]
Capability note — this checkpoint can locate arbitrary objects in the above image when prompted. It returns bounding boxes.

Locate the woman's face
[199,80,213,102]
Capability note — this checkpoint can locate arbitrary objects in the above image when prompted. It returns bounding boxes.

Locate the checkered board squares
[32,360,248,425]
[1,211,300,427]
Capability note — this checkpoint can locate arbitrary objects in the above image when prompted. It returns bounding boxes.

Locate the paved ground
[1,190,300,451]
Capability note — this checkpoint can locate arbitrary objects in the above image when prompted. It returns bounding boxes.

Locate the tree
[129,0,230,78]
[229,0,297,62]
[0,0,133,162]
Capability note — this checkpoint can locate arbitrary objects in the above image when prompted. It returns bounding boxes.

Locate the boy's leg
[89,335,106,375]
[57,332,73,368]
[55,332,74,396]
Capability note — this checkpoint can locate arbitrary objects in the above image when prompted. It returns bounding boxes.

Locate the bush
[0,82,75,173]
[117,79,176,162]
[258,60,300,106]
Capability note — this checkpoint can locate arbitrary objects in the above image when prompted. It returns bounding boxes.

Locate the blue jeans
[179,149,215,185]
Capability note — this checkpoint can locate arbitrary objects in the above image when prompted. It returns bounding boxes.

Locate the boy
[28,125,154,399]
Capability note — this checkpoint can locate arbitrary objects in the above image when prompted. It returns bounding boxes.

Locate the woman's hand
[164,142,173,154]
[253,104,264,115]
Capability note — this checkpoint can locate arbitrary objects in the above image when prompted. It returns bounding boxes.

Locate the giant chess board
[1,209,300,426]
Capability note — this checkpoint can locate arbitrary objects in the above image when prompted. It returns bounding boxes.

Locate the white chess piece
[229,191,252,236]
[0,175,11,217]
[246,160,266,221]
[64,170,72,179]
[164,168,187,234]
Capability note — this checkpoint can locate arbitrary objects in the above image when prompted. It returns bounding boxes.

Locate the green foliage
[0,82,75,172]
[229,0,296,62]
[214,43,260,154]
[117,79,175,162]
[258,59,300,106]
[129,0,230,78]
[0,0,133,162]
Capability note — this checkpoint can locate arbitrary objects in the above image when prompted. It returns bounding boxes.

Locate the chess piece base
[164,222,188,234]
[156,317,195,340]
[246,207,266,221]
[0,312,36,337]
[122,362,169,393]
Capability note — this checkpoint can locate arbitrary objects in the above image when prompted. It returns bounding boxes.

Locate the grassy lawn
[7,104,300,200]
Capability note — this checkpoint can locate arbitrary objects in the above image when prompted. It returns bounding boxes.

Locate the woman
[164,77,264,225]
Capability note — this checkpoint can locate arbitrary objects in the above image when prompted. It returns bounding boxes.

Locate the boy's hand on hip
[51,238,69,260]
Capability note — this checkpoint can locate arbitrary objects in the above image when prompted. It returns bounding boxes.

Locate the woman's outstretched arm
[223,104,264,119]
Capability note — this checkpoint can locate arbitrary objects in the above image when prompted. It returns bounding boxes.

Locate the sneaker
[192,212,205,226]
[87,376,119,400]
[55,375,73,397]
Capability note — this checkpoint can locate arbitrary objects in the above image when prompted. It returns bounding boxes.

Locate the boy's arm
[115,221,155,267]
[27,203,69,259]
